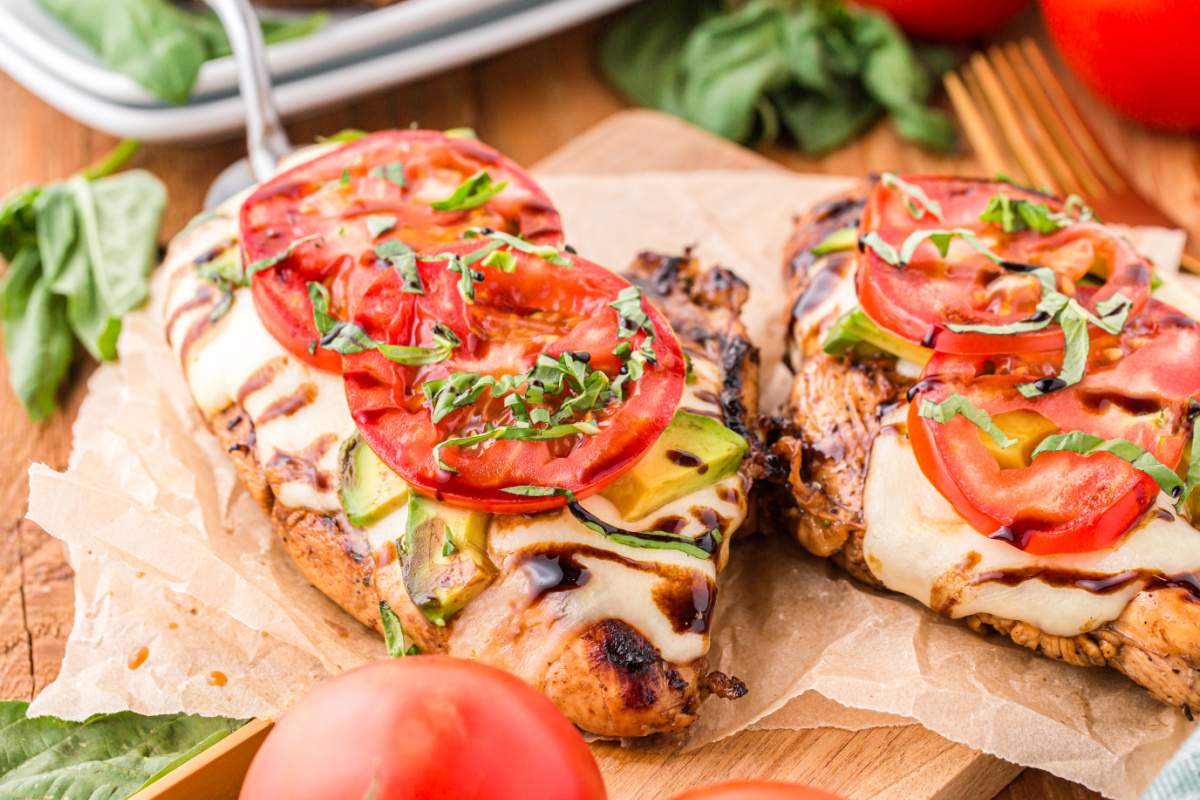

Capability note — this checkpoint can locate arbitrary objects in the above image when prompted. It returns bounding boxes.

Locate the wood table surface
[2,10,1198,799]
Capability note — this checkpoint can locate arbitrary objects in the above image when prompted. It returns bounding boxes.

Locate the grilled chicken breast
[775,187,1200,714]
[162,197,753,737]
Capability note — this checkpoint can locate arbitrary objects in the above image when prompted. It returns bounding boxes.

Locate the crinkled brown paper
[26,170,1196,799]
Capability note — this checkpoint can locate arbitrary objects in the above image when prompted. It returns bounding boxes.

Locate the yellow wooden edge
[129,718,275,800]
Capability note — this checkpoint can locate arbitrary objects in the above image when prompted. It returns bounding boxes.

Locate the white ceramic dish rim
[0,0,521,106]
[0,0,635,142]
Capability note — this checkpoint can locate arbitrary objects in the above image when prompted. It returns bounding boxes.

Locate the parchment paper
[26,170,1194,799]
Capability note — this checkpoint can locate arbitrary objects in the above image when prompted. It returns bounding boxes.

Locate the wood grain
[2,11,1187,799]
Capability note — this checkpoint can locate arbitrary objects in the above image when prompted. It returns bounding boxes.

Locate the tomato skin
[342,243,686,514]
[670,781,844,800]
[1041,0,1200,131]
[857,176,1151,354]
[240,130,563,372]
[853,0,1028,40]
[239,656,606,800]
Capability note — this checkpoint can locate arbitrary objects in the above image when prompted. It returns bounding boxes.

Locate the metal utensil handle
[203,0,291,181]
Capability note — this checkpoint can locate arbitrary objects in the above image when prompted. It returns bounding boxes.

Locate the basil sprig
[1031,432,1184,500]
[434,421,599,473]
[463,228,572,268]
[881,173,943,221]
[307,282,459,365]
[431,171,508,212]
[501,485,721,560]
[918,393,1017,449]
[979,195,1074,234]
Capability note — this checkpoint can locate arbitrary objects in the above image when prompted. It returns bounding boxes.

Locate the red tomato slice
[240,130,563,372]
[342,241,686,513]
[907,299,1200,554]
[857,176,1152,354]
[239,656,607,800]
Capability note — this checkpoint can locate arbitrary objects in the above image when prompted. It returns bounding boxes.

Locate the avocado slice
[338,435,409,528]
[822,306,932,366]
[601,410,748,521]
[401,494,495,626]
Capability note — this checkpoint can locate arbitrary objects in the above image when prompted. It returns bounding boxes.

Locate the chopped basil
[1031,432,1184,499]
[979,195,1072,234]
[881,173,943,221]
[463,228,571,268]
[609,286,653,338]
[434,421,598,473]
[379,601,417,657]
[480,249,516,273]
[898,227,1003,267]
[430,170,508,212]
[370,161,406,187]
[245,233,321,280]
[307,282,457,364]
[501,485,718,559]
[375,240,422,294]
[1019,303,1089,398]
[365,214,397,239]
[918,393,1017,449]
[860,231,900,265]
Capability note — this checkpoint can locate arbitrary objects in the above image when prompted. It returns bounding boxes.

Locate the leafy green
[599,0,957,153]
[1031,432,1184,499]
[918,393,1017,449]
[365,214,397,239]
[307,282,459,365]
[0,142,164,420]
[0,699,244,799]
[370,162,406,188]
[1180,403,1200,512]
[430,171,508,212]
[812,226,857,255]
[36,0,327,105]
[880,173,943,221]
[378,601,417,657]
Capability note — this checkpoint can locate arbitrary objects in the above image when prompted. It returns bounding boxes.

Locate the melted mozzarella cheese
[863,419,1200,636]
[161,153,747,667]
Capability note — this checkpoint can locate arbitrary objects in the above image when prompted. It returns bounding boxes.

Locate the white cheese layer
[863,419,1200,636]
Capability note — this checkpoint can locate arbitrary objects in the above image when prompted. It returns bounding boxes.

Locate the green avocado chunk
[401,494,495,626]
[821,306,932,366]
[601,409,748,521]
[338,435,409,528]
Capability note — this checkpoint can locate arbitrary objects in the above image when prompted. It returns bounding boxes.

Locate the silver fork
[202,0,293,209]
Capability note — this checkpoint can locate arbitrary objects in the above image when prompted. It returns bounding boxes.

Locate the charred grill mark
[257,383,318,426]
[166,284,215,336]
[718,335,755,442]
[594,619,662,709]
[237,358,287,406]
[265,433,338,491]
[785,194,865,280]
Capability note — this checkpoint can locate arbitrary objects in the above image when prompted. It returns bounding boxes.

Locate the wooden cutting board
[136,110,1021,800]
[537,110,1021,800]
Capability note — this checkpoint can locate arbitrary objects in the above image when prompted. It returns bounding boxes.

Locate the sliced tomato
[239,130,563,372]
[908,298,1200,554]
[342,241,686,513]
[857,176,1152,354]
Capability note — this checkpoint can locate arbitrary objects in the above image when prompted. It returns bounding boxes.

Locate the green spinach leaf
[1,251,74,422]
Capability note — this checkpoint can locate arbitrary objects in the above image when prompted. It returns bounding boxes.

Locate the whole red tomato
[671,781,845,800]
[1041,0,1200,130]
[852,0,1029,40]
[239,656,606,800]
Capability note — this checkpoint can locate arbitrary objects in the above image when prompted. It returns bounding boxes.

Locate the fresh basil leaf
[898,227,1002,267]
[308,282,455,365]
[979,194,1072,234]
[1,250,75,422]
[918,393,1017,449]
[0,185,41,262]
[69,170,166,318]
[501,485,575,500]
[430,171,508,212]
[480,249,516,273]
[1032,432,1184,498]
[317,128,367,144]
[370,162,405,187]
[434,421,598,473]
[1018,302,1090,398]
[609,286,652,338]
[890,104,958,152]
[33,183,83,290]
[880,173,943,221]
[675,1,792,143]
[374,240,422,294]
[860,231,900,265]
[598,0,707,114]
[463,228,571,267]
[0,699,245,798]
[1180,404,1200,512]
[365,215,397,239]
[246,233,321,281]
[773,84,881,154]
[37,0,325,104]
[946,269,1067,335]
